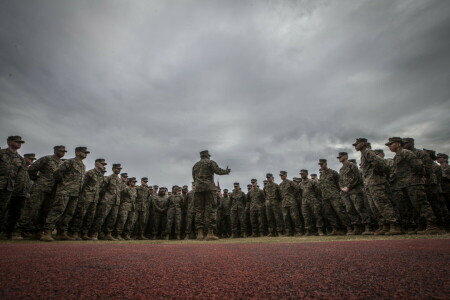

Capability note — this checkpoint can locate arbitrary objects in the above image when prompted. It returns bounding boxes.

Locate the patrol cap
[120,173,128,177]
[182,185,188,189]
[374,149,384,155]
[293,177,299,180]
[352,138,367,146]
[247,184,252,187]
[250,178,257,183]
[436,153,449,159]
[95,158,107,165]
[141,177,148,181]
[128,177,137,182]
[402,137,414,144]
[266,173,273,178]
[263,180,268,184]
[233,182,240,186]
[24,153,36,160]
[299,169,308,174]
[172,185,179,190]
[54,145,67,152]
[112,163,122,169]
[223,189,228,192]
[7,136,25,143]
[200,150,211,157]
[279,171,287,176]
[385,137,403,146]
[318,159,327,165]
[311,174,317,177]
[336,152,348,158]
[75,146,90,153]
[153,185,159,189]
[159,187,167,191]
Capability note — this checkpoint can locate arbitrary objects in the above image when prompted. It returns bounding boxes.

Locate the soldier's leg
[115,209,129,235]
[282,206,292,234]
[105,204,120,234]
[5,196,27,235]
[350,193,371,225]
[368,185,398,225]
[301,200,314,231]
[175,209,181,236]
[36,191,56,232]
[238,208,247,236]
[341,193,360,226]
[266,205,275,234]
[68,198,90,233]
[272,203,284,234]
[363,188,376,223]
[391,189,409,228]
[16,187,42,233]
[250,210,258,236]
[57,196,79,233]
[329,197,351,228]
[230,210,238,235]
[205,192,216,233]
[194,192,206,234]
[289,205,302,234]
[166,209,174,236]
[258,208,265,235]
[139,211,148,235]
[225,215,231,236]
[0,190,13,234]
[124,211,137,236]
[185,210,193,235]
[91,202,111,234]
[405,186,436,226]
[81,202,98,235]
[153,212,161,237]
[43,194,69,231]
[311,199,324,231]
[321,198,339,228]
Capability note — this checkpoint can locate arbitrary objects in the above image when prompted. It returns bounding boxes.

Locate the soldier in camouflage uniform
[264,173,284,237]
[153,187,168,239]
[219,188,232,238]
[134,177,151,240]
[90,163,123,241]
[17,145,66,239]
[102,172,128,238]
[299,169,324,236]
[180,185,189,239]
[68,158,106,240]
[8,153,34,239]
[184,183,196,239]
[115,177,137,240]
[192,150,230,240]
[41,147,88,241]
[318,159,352,235]
[215,187,223,237]
[337,152,371,235]
[0,136,26,239]
[279,171,302,237]
[165,186,183,240]
[386,137,441,234]
[230,183,247,238]
[247,179,265,237]
[437,153,450,212]
[245,184,252,236]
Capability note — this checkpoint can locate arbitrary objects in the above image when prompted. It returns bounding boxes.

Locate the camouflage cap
[200,150,211,157]
[299,169,308,174]
[24,153,36,160]
[250,178,257,183]
[223,189,228,192]
[128,177,137,182]
[266,173,273,178]
[75,146,90,153]
[263,180,268,183]
[148,186,154,190]
[233,182,240,186]
[336,152,348,158]
[247,184,252,188]
[352,138,367,146]
[159,187,167,191]
[153,185,159,189]
[54,145,67,152]
[402,137,414,144]
[318,159,327,165]
[374,149,384,154]
[385,137,403,146]
[141,177,148,181]
[172,185,179,190]
[182,185,188,189]
[120,173,128,177]
[437,153,449,159]
[279,171,287,176]
[95,158,107,165]
[311,174,317,177]
[112,163,122,169]
[7,136,25,143]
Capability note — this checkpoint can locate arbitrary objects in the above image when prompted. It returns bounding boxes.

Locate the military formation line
[0,135,449,242]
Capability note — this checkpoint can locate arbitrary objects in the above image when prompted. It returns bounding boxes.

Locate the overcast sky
[1,0,449,189]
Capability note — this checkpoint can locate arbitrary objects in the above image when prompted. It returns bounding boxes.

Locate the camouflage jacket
[192,158,229,192]
[185,190,195,212]
[247,187,265,211]
[167,194,183,210]
[299,178,321,202]
[412,149,436,186]
[392,149,426,188]
[54,158,86,197]
[0,149,26,192]
[440,164,450,193]
[136,185,151,212]
[80,167,104,203]
[219,195,231,215]
[263,182,281,205]
[28,155,62,193]
[319,168,340,199]
[99,174,122,205]
[339,162,363,194]
[279,179,299,207]
[229,190,246,211]
[120,186,137,211]
[12,164,31,197]
[153,195,168,213]
[360,149,389,186]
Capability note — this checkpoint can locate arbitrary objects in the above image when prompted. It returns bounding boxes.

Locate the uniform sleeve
[53,160,70,183]
[28,156,45,181]
[347,165,360,189]
[211,161,229,175]
[407,151,425,175]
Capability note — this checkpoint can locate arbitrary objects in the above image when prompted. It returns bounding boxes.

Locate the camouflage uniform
[247,186,265,236]
[431,163,450,227]
[387,158,412,227]
[43,158,85,232]
[152,193,168,238]
[230,189,247,236]
[184,190,196,237]
[105,178,127,234]
[218,192,232,237]
[299,178,323,232]
[441,163,450,211]
[279,179,302,235]
[115,184,137,237]
[166,193,183,238]
[263,182,284,235]
[135,185,151,237]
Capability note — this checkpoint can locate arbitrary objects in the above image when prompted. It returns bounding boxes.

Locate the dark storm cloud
[1,0,449,188]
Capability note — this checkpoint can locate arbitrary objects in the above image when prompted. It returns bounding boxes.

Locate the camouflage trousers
[230,206,246,235]
[250,208,265,235]
[301,198,324,230]
[266,202,284,233]
[322,197,351,228]
[115,206,135,235]
[390,188,414,227]
[91,202,118,234]
[134,210,148,235]
[362,187,376,223]
[185,209,195,235]
[426,186,450,227]
[0,190,12,233]
[340,192,371,225]
[166,207,182,235]
[401,185,436,225]
[69,199,98,234]
[194,191,216,232]
[282,205,302,233]
[220,214,231,237]
[5,196,27,234]
[43,195,79,231]
[366,184,398,225]
[153,211,166,237]
[16,188,55,232]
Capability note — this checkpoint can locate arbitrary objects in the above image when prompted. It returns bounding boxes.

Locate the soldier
[354,138,401,235]
[310,174,318,182]
[180,185,189,239]
[102,172,128,237]
[153,187,168,239]
[215,187,223,237]
[165,186,183,240]
[0,136,26,239]
[134,177,151,240]
[115,177,138,240]
[41,146,88,241]
[90,163,123,241]
[263,173,283,237]
[279,171,302,237]
[385,137,441,234]
[299,169,324,236]
[219,189,232,238]
[68,158,106,240]
[17,145,66,239]
[184,183,196,239]
[337,152,371,235]
[318,159,352,235]
[192,150,230,241]
[437,153,450,211]
[247,179,265,237]
[8,153,34,239]
[245,183,252,237]
[230,182,247,238]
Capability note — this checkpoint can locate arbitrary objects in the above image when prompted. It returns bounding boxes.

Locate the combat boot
[56,231,75,241]
[318,228,325,236]
[362,225,374,235]
[374,224,383,234]
[138,234,148,240]
[304,230,313,237]
[267,232,274,237]
[242,233,248,238]
[164,234,169,240]
[176,234,181,240]
[259,232,264,237]
[417,224,443,235]
[122,233,130,240]
[294,232,303,237]
[346,226,353,235]
[90,233,98,241]
[385,223,402,235]
[205,229,219,241]
[10,230,24,240]
[70,232,81,240]
[115,234,124,241]
[251,233,258,237]
[329,227,339,236]
[231,232,238,238]
[21,231,33,239]
[81,232,92,240]
[105,232,117,241]
[374,224,389,235]
[40,229,54,242]
[282,231,290,237]
[98,232,106,240]
[196,230,204,240]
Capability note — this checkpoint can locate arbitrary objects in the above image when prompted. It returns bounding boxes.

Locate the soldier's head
[385,137,403,153]
[374,149,385,158]
[266,173,274,183]
[95,158,107,171]
[436,153,449,164]
[423,149,436,161]
[247,184,252,191]
[263,180,268,186]
[128,177,138,187]
[279,171,287,181]
[172,185,179,194]
[148,186,154,193]
[402,138,414,150]
[23,153,36,166]
[75,146,90,160]
[182,185,188,194]
[7,136,25,151]
[318,159,327,169]
[233,182,240,191]
[200,150,211,159]
[141,177,148,186]
[223,189,229,196]
[299,169,308,180]
[216,187,221,195]
[158,187,167,196]
[292,177,300,184]
[53,145,67,158]
[153,185,159,193]
[112,163,122,175]
[311,174,317,181]
[168,191,172,196]
[352,138,368,152]
[336,152,348,163]
[120,173,128,182]
[349,159,357,164]
[251,179,257,188]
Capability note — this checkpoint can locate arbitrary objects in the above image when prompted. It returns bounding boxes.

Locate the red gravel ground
[0,239,449,299]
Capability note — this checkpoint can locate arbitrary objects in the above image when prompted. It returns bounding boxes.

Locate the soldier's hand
[341,187,349,193]
[226,166,231,173]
